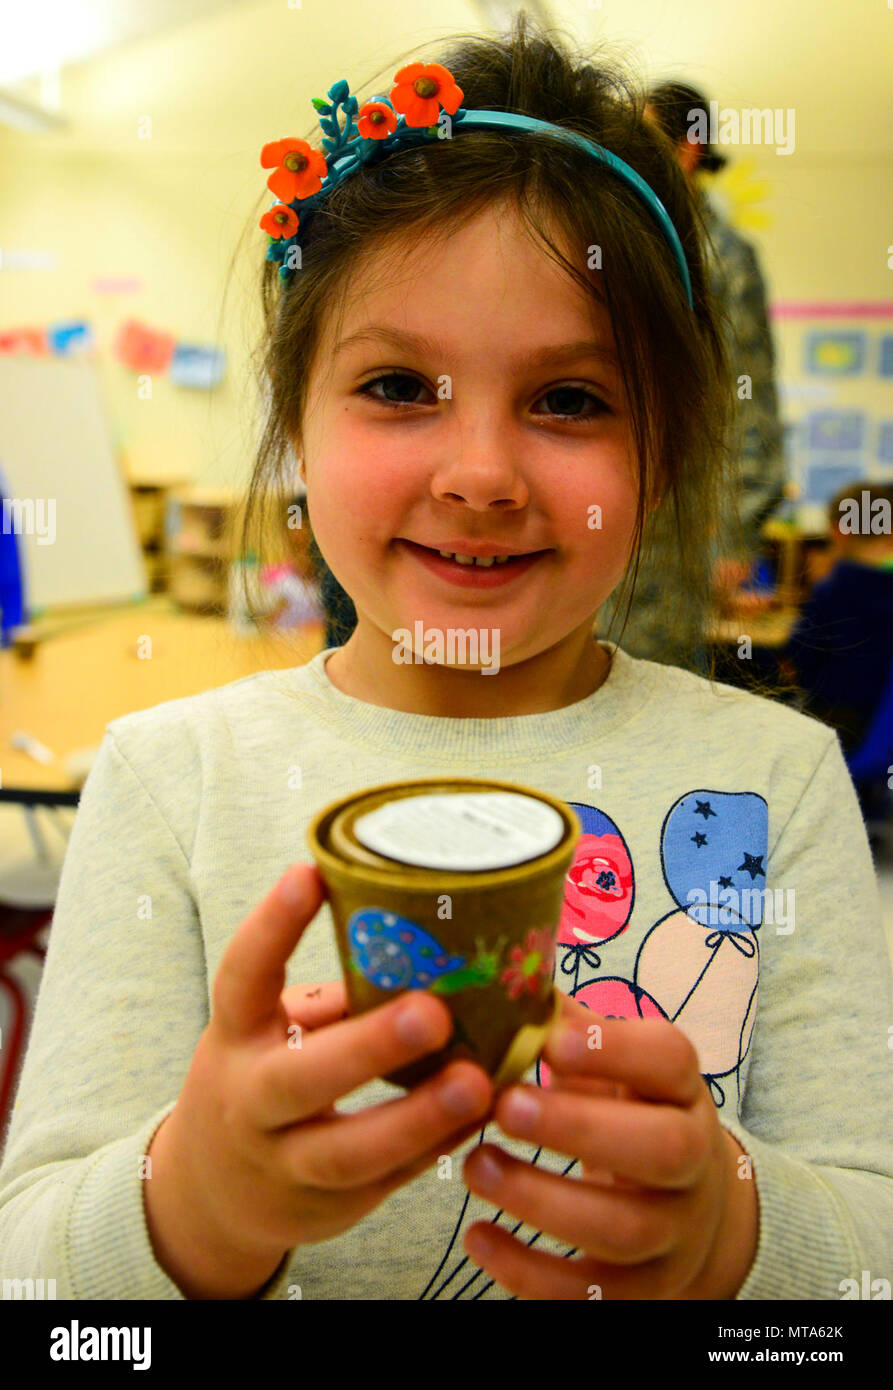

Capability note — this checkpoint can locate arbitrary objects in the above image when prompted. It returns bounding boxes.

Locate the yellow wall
[1,0,890,491]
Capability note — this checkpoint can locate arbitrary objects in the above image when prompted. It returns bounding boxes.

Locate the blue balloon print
[660,790,769,931]
[348,908,466,990]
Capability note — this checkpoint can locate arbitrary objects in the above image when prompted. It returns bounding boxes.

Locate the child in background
[1,17,890,1301]
[257,492,325,630]
[781,480,893,761]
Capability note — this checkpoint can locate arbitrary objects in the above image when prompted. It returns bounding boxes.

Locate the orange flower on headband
[356,100,398,141]
[260,203,299,239]
[261,138,328,203]
[389,62,464,128]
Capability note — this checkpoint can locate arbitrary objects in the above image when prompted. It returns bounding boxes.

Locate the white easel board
[0,357,146,610]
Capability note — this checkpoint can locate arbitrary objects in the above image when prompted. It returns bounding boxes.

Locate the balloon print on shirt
[420,790,767,1297]
[633,789,767,1110]
[556,804,635,989]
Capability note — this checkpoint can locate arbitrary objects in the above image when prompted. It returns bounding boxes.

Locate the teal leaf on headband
[311,98,331,113]
[328,79,350,103]
[318,117,338,137]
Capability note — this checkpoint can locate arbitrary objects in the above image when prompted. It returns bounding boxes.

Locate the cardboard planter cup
[307,778,581,1089]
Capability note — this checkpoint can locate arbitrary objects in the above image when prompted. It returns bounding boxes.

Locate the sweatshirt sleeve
[719,729,893,1300]
[0,725,213,1298]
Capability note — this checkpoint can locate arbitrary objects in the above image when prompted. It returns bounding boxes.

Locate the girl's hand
[462,994,759,1300]
[145,864,493,1297]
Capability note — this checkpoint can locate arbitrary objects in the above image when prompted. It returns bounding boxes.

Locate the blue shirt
[784,559,893,733]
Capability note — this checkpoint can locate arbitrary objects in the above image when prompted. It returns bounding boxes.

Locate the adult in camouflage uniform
[597,82,787,672]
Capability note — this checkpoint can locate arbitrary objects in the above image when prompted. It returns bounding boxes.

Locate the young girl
[1,18,890,1301]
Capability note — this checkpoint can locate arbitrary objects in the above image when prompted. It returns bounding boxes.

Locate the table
[0,597,324,802]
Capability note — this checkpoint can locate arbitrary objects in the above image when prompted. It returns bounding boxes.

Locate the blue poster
[47,320,94,355]
[878,422,893,463]
[806,410,867,451]
[169,343,226,388]
[802,459,866,504]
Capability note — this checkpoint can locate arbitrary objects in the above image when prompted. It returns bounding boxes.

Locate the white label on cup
[352,792,565,871]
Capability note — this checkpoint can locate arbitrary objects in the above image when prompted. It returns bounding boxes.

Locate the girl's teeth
[436,550,516,567]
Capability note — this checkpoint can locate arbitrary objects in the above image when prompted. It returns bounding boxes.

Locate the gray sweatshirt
[1,641,890,1299]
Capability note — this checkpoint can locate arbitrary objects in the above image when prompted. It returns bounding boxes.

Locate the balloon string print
[418,1124,488,1300]
[559,940,602,982]
[704,928,757,956]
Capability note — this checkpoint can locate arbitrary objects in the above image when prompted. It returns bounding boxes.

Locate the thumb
[212,863,326,1039]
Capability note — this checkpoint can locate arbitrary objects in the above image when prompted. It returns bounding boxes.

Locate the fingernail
[280,867,304,906]
[552,1024,587,1065]
[394,999,441,1049]
[501,1088,541,1133]
[440,1077,484,1119]
[467,1227,494,1260]
[471,1150,503,1193]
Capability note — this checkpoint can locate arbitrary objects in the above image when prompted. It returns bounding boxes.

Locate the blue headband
[260,65,694,310]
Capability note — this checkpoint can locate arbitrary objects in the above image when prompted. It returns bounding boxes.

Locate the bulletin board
[0,357,146,611]
[772,302,893,530]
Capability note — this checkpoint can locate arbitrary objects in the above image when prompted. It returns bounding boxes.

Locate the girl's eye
[356,374,610,421]
[357,373,433,407]
[533,386,610,421]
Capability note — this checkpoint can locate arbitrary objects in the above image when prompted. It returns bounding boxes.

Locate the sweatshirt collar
[295,639,659,761]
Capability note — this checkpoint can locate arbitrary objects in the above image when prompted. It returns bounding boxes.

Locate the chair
[0,804,68,1144]
[0,905,51,1141]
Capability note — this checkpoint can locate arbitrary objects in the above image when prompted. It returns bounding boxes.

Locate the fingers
[544,1004,704,1107]
[255,991,461,1125]
[464,1144,683,1264]
[213,864,326,1039]
[374,1113,492,1199]
[492,1086,710,1190]
[278,1060,494,1191]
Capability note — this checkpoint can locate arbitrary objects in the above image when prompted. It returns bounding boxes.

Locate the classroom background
[0,0,891,1143]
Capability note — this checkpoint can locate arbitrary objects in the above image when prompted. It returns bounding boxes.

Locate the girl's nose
[428,445,530,511]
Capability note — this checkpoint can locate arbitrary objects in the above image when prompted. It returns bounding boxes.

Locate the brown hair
[236,13,773,697]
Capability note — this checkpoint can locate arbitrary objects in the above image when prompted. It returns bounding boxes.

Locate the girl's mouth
[395,538,551,588]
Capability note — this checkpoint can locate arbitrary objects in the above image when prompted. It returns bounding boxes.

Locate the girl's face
[299,199,647,698]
